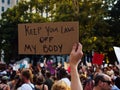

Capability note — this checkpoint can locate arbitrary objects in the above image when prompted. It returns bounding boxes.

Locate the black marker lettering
[25,25,30,36]
[49,37,54,43]
[43,45,48,53]
[54,45,58,52]
[49,45,53,51]
[33,28,37,35]
[61,27,74,33]
[45,26,50,36]
[25,25,42,36]
[45,26,58,36]
[58,44,63,52]
[39,37,54,43]
[32,45,36,53]
[24,44,36,53]
[43,44,63,53]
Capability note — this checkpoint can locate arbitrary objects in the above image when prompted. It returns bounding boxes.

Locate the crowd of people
[0,43,120,90]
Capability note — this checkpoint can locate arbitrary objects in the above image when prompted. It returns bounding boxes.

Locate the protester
[7,66,16,80]
[7,75,21,90]
[58,67,71,87]
[44,72,53,90]
[111,79,120,90]
[0,76,10,90]
[35,75,48,90]
[21,69,35,90]
[93,73,112,90]
[51,80,70,90]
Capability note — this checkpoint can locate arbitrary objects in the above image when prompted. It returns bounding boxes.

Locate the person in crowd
[8,75,20,90]
[35,75,48,90]
[44,59,56,75]
[84,77,94,90]
[44,72,53,90]
[111,78,120,90]
[114,70,120,89]
[93,73,112,90]
[21,69,35,90]
[0,76,10,90]
[59,68,71,87]
[52,80,70,90]
[115,76,120,89]
[7,66,16,80]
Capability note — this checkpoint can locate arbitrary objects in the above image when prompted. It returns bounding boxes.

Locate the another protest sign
[113,46,120,64]
[92,52,104,65]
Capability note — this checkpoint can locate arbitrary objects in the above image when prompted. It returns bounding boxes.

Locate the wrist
[70,65,78,71]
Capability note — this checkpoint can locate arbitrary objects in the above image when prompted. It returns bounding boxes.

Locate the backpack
[28,84,36,90]
[28,83,45,90]
[35,84,45,90]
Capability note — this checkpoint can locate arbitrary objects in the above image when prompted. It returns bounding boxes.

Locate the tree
[51,0,110,52]
[108,0,120,46]
[0,0,47,63]
[1,0,119,63]
[0,20,3,60]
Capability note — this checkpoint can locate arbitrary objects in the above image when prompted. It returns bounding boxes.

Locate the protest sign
[92,52,104,65]
[113,46,120,64]
[18,22,79,55]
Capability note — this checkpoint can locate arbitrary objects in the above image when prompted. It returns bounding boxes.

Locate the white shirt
[21,83,34,90]
[61,78,71,87]
[112,85,120,90]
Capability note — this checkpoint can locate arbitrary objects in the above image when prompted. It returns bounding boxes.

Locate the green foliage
[0,0,47,63]
[0,0,120,63]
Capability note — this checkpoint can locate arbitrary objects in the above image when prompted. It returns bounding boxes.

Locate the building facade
[0,0,19,18]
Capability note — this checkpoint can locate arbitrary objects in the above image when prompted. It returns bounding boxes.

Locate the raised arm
[70,43,83,90]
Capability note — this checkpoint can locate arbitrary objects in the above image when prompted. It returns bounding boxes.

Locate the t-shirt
[21,83,34,90]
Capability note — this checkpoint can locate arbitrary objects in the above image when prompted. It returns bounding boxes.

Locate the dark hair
[36,75,44,85]
[46,72,51,78]
[1,79,7,84]
[21,69,31,80]
[114,70,119,76]
[94,75,104,86]
[58,68,67,79]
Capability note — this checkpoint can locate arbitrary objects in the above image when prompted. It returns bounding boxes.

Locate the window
[2,7,4,12]
[16,0,18,4]
[7,0,10,5]
[2,0,5,3]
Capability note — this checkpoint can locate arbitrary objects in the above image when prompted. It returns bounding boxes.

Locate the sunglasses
[102,80,111,85]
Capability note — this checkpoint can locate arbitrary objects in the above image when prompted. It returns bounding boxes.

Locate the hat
[2,76,9,80]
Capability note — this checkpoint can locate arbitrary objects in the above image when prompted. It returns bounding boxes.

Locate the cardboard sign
[18,22,79,55]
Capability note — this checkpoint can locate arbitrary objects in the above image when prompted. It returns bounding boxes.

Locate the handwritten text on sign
[18,22,79,55]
